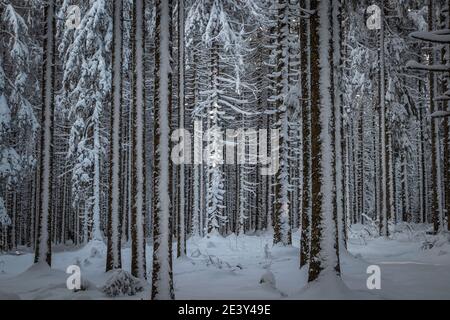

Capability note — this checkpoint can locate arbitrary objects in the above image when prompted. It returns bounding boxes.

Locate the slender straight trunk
[83,203,89,243]
[351,118,358,224]
[34,0,56,266]
[445,0,450,231]
[345,121,353,230]
[428,0,440,234]
[11,193,16,249]
[341,114,348,247]
[121,140,129,242]
[300,0,311,267]
[61,174,67,244]
[239,166,245,235]
[387,132,395,224]
[177,0,186,257]
[92,122,102,241]
[401,152,410,222]
[200,150,205,236]
[333,0,345,249]
[131,0,147,280]
[331,0,341,274]
[191,47,200,238]
[267,119,273,233]
[373,106,379,221]
[446,113,450,230]
[192,117,201,237]
[308,0,340,282]
[379,1,388,237]
[436,1,450,231]
[107,0,123,272]
[357,104,364,222]
[273,0,291,246]
[152,0,175,300]
[417,79,427,223]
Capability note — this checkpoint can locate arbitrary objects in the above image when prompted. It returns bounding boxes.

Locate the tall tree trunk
[333,0,345,250]
[300,0,311,267]
[34,0,56,266]
[445,0,450,231]
[192,117,202,237]
[131,0,147,280]
[177,0,186,257]
[273,0,291,246]
[387,131,395,224]
[401,151,410,222]
[92,121,102,241]
[418,82,427,223]
[308,0,340,282]
[152,0,175,300]
[107,0,123,272]
[428,0,441,234]
[379,0,389,237]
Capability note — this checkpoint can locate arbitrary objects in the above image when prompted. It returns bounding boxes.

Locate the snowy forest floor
[1,224,450,300]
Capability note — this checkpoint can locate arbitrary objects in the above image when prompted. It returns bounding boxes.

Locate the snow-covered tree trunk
[308,0,340,282]
[379,0,389,237]
[428,0,441,234]
[107,0,123,272]
[355,104,364,224]
[187,37,202,239]
[237,157,246,236]
[152,0,175,300]
[192,117,202,237]
[34,0,56,266]
[273,0,291,247]
[131,0,147,280]
[387,131,395,225]
[205,28,225,235]
[445,0,450,231]
[339,2,348,247]
[418,81,427,223]
[177,0,186,257]
[92,122,102,241]
[299,0,310,267]
[332,0,345,250]
[401,151,410,222]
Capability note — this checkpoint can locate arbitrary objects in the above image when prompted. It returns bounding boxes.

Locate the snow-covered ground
[0,225,449,300]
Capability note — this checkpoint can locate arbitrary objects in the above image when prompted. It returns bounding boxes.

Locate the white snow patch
[1,229,450,299]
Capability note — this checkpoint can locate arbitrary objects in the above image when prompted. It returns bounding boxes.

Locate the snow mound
[101,269,144,297]
[294,272,376,300]
[421,233,450,254]
[259,271,276,288]
[190,248,202,258]
[90,246,102,259]
[1,262,72,299]
[17,262,66,280]
[0,290,20,300]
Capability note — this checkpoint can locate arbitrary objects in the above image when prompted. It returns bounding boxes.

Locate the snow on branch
[430,111,450,119]
[299,7,315,16]
[410,29,450,44]
[101,270,144,297]
[436,95,450,102]
[406,60,450,72]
